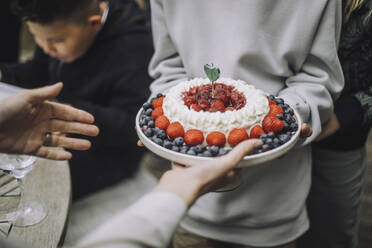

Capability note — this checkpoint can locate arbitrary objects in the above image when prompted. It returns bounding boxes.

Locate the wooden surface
[6,158,71,248]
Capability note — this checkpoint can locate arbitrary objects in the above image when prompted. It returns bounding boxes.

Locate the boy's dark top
[315,1,372,151]
[0,0,153,199]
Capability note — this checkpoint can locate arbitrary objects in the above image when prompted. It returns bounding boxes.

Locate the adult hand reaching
[154,139,262,206]
[0,83,99,160]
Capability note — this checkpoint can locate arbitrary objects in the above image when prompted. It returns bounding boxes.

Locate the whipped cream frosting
[162,78,269,136]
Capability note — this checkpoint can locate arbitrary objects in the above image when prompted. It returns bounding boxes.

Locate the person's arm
[77,139,262,248]
[0,47,50,89]
[147,0,188,98]
[278,0,344,145]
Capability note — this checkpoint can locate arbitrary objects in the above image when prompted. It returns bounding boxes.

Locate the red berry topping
[262,114,284,133]
[250,125,265,139]
[228,128,249,147]
[184,129,204,146]
[210,100,225,111]
[206,132,226,147]
[184,95,196,107]
[191,104,202,112]
[269,105,284,115]
[152,107,163,119]
[166,122,185,139]
[152,96,165,108]
[198,99,210,110]
[155,115,170,130]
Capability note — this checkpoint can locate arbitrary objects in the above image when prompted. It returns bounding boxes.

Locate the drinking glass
[0,154,47,227]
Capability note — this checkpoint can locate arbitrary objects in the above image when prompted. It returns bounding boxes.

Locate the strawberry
[250,125,265,138]
[198,99,210,110]
[262,114,284,133]
[184,96,196,107]
[152,96,165,108]
[166,122,185,139]
[214,90,229,104]
[269,105,284,115]
[184,129,204,146]
[211,100,225,111]
[191,104,202,112]
[268,99,277,105]
[225,106,235,111]
[151,107,163,119]
[155,115,170,130]
[206,132,226,147]
[228,128,249,147]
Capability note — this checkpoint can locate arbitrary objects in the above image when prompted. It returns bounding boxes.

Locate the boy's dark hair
[11,0,101,24]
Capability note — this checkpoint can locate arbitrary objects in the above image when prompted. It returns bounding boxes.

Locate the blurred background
[1,0,371,246]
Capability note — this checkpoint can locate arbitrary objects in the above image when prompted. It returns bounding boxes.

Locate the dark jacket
[0,0,153,199]
[315,0,372,150]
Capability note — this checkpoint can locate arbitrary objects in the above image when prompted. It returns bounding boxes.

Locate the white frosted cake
[163,78,269,136]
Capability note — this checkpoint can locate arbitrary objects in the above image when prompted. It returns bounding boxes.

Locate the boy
[0,0,153,199]
[148,0,344,247]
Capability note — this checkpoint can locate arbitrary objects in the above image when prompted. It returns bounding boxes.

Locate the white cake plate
[135,107,302,168]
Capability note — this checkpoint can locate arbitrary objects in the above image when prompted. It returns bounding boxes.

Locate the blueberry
[171,146,180,152]
[150,97,157,103]
[182,142,187,146]
[273,137,281,145]
[144,128,153,137]
[290,123,298,132]
[278,103,285,109]
[141,125,148,132]
[144,108,153,116]
[262,144,270,152]
[283,103,290,110]
[147,120,155,128]
[153,138,163,146]
[260,133,269,139]
[157,130,167,139]
[210,146,219,155]
[174,137,184,146]
[163,140,173,149]
[282,121,289,132]
[180,148,188,154]
[181,145,189,151]
[203,150,212,157]
[190,146,198,152]
[195,145,205,153]
[268,95,275,100]
[187,149,197,156]
[275,98,284,104]
[142,102,153,110]
[285,114,293,124]
[265,138,273,145]
[276,114,284,120]
[278,134,290,144]
[256,149,263,154]
[156,93,164,98]
[139,118,147,127]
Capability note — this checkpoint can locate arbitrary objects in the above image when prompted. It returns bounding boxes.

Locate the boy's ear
[87,15,103,31]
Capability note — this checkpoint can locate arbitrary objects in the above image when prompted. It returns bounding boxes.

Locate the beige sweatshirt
[148,0,344,246]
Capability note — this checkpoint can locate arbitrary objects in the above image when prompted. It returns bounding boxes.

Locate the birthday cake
[139,66,298,157]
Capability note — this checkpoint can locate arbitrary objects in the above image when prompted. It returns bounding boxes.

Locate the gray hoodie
[149,0,344,246]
